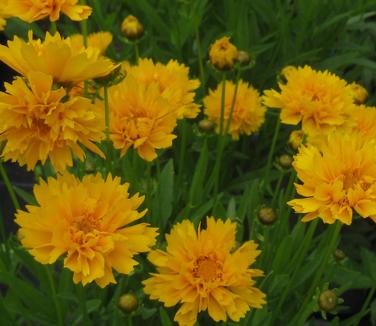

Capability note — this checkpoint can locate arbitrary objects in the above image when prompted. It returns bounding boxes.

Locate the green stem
[271,219,318,325]
[77,284,90,325]
[219,74,226,136]
[224,69,241,136]
[134,43,140,63]
[293,221,342,325]
[50,21,57,34]
[0,161,20,210]
[176,121,187,200]
[264,115,281,187]
[103,85,112,173]
[45,266,64,326]
[195,28,205,91]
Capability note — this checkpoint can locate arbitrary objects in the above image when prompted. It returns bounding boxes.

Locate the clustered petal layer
[203,80,266,140]
[16,173,158,287]
[123,58,200,119]
[0,31,115,83]
[143,217,266,326]
[288,131,376,225]
[0,71,104,171]
[6,0,92,22]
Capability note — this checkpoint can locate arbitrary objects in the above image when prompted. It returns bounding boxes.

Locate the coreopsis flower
[263,66,355,136]
[123,58,200,119]
[16,173,157,287]
[6,0,91,23]
[0,71,104,171]
[288,131,376,225]
[109,75,177,161]
[121,15,144,40]
[203,80,266,140]
[209,36,238,70]
[143,217,266,326]
[70,31,113,55]
[0,31,115,83]
[348,82,368,104]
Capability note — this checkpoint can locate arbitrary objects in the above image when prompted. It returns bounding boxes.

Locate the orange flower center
[193,256,222,282]
[342,171,358,190]
[73,213,100,233]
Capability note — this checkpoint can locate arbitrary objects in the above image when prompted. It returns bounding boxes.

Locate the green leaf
[13,185,37,205]
[159,307,173,326]
[361,248,376,281]
[189,140,208,206]
[157,159,174,230]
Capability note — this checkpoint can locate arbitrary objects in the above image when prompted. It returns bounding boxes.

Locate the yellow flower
[0,31,115,83]
[348,82,368,104]
[121,15,144,40]
[16,173,157,287]
[288,130,305,150]
[209,36,238,70]
[6,0,91,22]
[351,105,376,140]
[0,71,104,171]
[288,131,376,225]
[109,75,177,161]
[263,65,355,136]
[70,31,113,55]
[143,217,266,326]
[203,80,266,140]
[123,58,200,119]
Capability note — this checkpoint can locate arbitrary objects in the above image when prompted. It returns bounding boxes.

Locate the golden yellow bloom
[0,31,115,83]
[348,82,368,104]
[203,80,266,140]
[288,130,305,150]
[109,75,177,161]
[121,15,144,40]
[16,173,157,287]
[288,131,376,225]
[209,36,238,70]
[70,31,113,55]
[123,58,200,119]
[0,71,104,171]
[263,66,355,136]
[143,217,266,326]
[7,0,91,22]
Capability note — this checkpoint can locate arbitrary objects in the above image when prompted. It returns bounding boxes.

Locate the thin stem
[50,22,57,34]
[263,115,281,187]
[293,221,342,325]
[176,121,187,199]
[224,68,241,136]
[134,43,140,63]
[195,28,205,91]
[0,161,20,210]
[103,85,112,173]
[45,266,64,326]
[219,75,226,136]
[77,284,90,325]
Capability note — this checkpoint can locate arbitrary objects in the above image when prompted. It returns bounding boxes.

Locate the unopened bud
[318,290,337,312]
[118,293,138,313]
[278,154,293,168]
[236,50,251,66]
[198,119,215,133]
[334,249,346,262]
[348,82,368,104]
[209,36,238,71]
[121,15,144,41]
[258,207,277,225]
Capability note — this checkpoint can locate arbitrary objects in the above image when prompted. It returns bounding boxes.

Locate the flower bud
[209,36,238,71]
[121,15,144,41]
[258,207,277,225]
[334,248,346,262]
[198,119,215,133]
[348,82,368,104]
[118,293,138,313]
[278,154,293,168]
[280,65,296,81]
[318,290,337,312]
[236,50,251,66]
[288,130,304,150]
[94,65,123,87]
